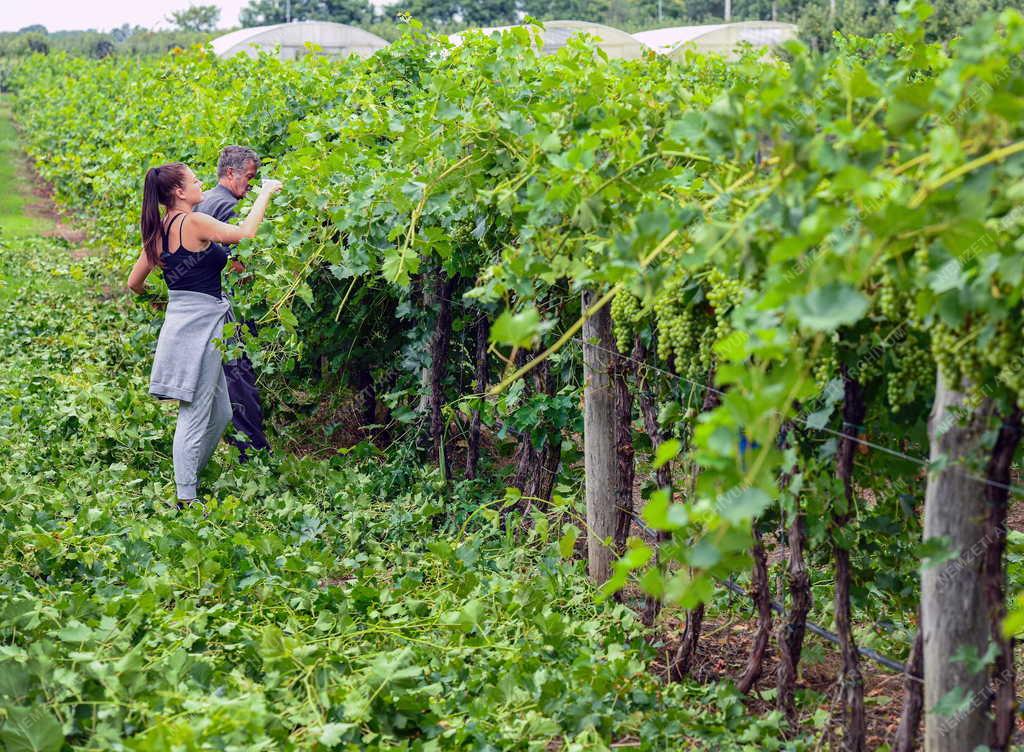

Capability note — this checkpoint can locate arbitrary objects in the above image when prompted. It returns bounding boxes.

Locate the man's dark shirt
[196,184,239,224]
[195,184,240,271]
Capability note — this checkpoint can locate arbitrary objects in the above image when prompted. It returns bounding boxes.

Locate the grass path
[0,97,54,238]
[0,104,799,751]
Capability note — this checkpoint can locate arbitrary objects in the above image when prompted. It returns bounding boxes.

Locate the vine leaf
[490,307,542,348]
[0,706,63,752]
[792,283,869,332]
[652,438,682,469]
[718,487,772,524]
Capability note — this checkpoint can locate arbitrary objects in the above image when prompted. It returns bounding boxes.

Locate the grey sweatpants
[172,337,233,500]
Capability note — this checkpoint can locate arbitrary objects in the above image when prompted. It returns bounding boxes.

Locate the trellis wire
[572,337,1024,497]
[627,506,911,676]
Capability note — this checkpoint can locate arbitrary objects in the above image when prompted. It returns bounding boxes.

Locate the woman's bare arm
[191,180,282,246]
[127,249,155,294]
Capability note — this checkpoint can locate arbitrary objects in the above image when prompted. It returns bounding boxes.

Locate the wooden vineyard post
[776,423,811,722]
[835,368,867,752]
[427,271,454,479]
[777,494,812,722]
[893,625,924,752]
[583,290,618,584]
[737,530,772,693]
[635,336,673,626]
[510,356,562,509]
[349,363,377,437]
[922,372,994,752]
[982,408,1021,751]
[465,313,489,481]
[669,373,721,681]
[611,346,635,554]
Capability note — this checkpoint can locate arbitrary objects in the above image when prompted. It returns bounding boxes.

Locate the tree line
[0,25,211,60]
[236,0,1024,45]
[1,0,1019,62]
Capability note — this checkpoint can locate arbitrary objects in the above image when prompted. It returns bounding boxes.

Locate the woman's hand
[196,180,283,247]
[260,179,283,195]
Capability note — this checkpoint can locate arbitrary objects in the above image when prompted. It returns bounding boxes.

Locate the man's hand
[260,179,283,195]
[229,258,254,285]
[130,286,165,310]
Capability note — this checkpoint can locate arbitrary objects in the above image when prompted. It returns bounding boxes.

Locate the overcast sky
[1,0,252,33]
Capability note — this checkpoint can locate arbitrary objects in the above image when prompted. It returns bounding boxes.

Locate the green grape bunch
[611,292,644,354]
[886,336,933,412]
[705,268,742,314]
[875,269,905,322]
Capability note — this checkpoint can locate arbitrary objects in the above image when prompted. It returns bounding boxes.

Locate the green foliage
[240,0,376,26]
[167,3,222,32]
[0,233,811,750]
[0,103,53,237]
[12,2,1024,651]
[0,28,213,60]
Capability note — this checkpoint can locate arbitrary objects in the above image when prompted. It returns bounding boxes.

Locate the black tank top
[160,212,228,299]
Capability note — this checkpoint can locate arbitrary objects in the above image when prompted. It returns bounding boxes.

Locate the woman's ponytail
[141,168,163,267]
[140,162,187,268]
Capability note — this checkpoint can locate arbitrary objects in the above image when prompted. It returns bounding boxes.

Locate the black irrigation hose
[628,513,912,676]
[716,577,910,676]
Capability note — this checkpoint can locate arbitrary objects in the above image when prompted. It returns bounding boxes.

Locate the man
[195,145,271,460]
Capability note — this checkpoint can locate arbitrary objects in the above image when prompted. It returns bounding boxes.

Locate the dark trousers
[223,349,270,460]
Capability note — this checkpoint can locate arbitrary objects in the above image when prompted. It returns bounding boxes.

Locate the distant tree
[518,0,603,20]
[240,0,375,26]
[167,4,222,32]
[25,33,49,55]
[790,0,1016,51]
[385,0,460,25]
[923,0,1012,41]
[459,0,518,26]
[119,29,212,55]
[111,23,146,43]
[92,39,116,58]
[239,0,278,24]
[323,0,376,24]
[18,25,48,34]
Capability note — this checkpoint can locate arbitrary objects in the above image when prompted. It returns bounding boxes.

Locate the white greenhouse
[210,21,389,60]
[450,20,647,60]
[632,21,797,60]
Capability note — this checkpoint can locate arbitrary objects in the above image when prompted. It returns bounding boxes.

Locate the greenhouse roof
[210,21,389,60]
[633,21,797,58]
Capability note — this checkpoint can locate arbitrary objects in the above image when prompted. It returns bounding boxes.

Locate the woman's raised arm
[191,179,283,246]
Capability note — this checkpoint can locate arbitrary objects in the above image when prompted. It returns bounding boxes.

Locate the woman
[127,162,282,504]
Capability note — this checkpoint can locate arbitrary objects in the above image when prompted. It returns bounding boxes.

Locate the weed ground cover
[0,231,802,750]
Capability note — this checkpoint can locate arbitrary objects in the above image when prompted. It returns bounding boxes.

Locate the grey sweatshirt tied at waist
[150,289,232,402]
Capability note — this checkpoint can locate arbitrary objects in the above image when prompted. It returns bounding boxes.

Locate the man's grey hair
[217,146,260,178]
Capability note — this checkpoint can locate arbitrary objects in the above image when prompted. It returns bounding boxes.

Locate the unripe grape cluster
[654,298,695,363]
[611,292,644,354]
[876,271,903,321]
[929,323,983,389]
[984,323,1014,371]
[705,268,744,365]
[929,324,961,385]
[984,322,1024,401]
[812,351,838,392]
[999,362,1024,403]
[651,276,716,381]
[450,221,472,246]
[705,268,742,312]
[913,243,930,278]
[887,337,932,411]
